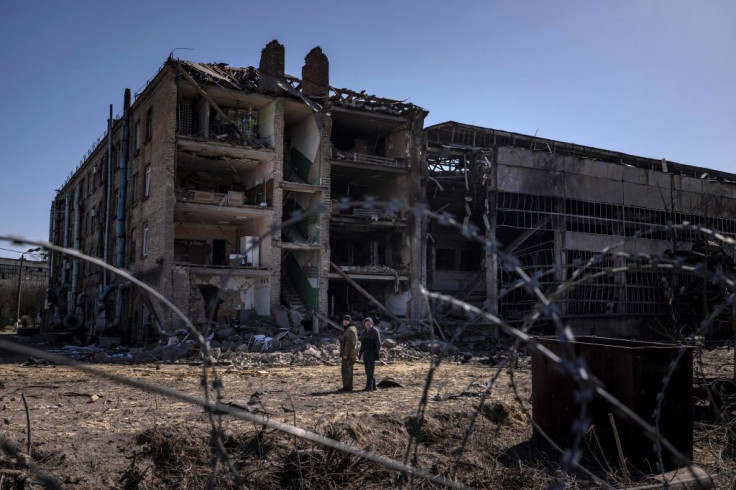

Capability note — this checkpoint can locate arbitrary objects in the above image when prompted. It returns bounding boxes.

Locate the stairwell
[283,225,309,244]
[280,273,309,315]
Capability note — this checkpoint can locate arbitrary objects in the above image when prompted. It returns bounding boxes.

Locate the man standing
[358,317,381,391]
[338,315,358,391]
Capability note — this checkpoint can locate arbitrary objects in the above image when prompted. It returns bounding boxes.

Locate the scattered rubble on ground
[12,322,512,369]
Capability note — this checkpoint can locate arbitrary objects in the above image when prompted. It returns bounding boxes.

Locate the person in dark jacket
[338,315,358,391]
[358,317,381,391]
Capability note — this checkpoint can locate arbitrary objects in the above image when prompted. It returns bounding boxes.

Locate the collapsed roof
[173,58,425,118]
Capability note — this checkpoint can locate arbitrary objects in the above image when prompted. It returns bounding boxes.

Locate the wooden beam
[173,62,245,141]
[312,310,344,332]
[329,261,402,324]
[420,320,447,343]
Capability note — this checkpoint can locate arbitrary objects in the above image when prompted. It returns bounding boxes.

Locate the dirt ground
[1,333,735,489]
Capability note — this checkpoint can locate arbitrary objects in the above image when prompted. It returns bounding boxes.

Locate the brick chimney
[258,39,285,94]
[301,47,329,99]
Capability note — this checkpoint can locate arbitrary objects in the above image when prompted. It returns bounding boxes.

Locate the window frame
[131,172,139,204]
[144,164,151,198]
[129,227,137,263]
[134,120,141,153]
[145,108,153,141]
[142,223,149,257]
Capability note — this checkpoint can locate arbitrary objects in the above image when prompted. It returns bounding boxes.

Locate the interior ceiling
[284,100,312,125]
[180,84,271,110]
[331,166,404,184]
[329,225,402,238]
[177,152,262,176]
[174,205,272,227]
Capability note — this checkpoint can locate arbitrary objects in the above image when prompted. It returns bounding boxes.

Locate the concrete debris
[21,322,501,368]
[214,327,235,340]
[21,358,55,368]
[273,305,291,330]
[377,377,403,388]
[414,339,458,354]
[135,343,193,362]
[48,344,134,362]
[339,265,399,274]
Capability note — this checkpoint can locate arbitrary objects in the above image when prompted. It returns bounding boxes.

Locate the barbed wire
[2,199,735,488]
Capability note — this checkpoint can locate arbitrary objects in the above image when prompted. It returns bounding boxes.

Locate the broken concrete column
[259,39,284,94]
[301,47,329,99]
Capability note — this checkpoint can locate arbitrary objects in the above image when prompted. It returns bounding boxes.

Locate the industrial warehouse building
[46,41,736,345]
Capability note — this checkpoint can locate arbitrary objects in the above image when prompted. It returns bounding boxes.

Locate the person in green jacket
[338,315,358,391]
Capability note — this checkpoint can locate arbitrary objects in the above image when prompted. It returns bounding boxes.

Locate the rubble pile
[223,335,436,369]
[19,321,502,366]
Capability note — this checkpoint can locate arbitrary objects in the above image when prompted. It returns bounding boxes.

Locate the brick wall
[302,47,329,98]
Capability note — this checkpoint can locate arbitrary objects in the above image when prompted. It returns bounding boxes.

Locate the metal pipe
[70,182,81,308]
[116,89,130,268]
[61,193,70,285]
[48,201,57,291]
[104,104,113,285]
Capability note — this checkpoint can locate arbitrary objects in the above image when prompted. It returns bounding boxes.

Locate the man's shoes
[363,387,371,391]
[337,387,352,392]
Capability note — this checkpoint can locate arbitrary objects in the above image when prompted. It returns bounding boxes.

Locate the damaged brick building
[46,41,736,345]
[47,41,425,344]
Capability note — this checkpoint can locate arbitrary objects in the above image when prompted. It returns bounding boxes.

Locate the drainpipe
[104,104,113,286]
[116,89,130,268]
[48,201,56,284]
[61,193,71,285]
[70,182,81,309]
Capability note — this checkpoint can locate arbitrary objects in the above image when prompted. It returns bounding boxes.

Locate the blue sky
[1,0,734,258]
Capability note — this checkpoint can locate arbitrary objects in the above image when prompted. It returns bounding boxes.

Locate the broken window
[212,239,228,266]
[112,189,119,218]
[174,239,207,264]
[565,251,620,316]
[145,108,153,141]
[88,247,95,275]
[459,248,481,271]
[178,99,194,136]
[435,249,455,270]
[209,107,259,143]
[129,227,136,263]
[131,173,139,203]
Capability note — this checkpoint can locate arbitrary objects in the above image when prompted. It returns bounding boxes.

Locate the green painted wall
[290,147,314,185]
[284,253,318,310]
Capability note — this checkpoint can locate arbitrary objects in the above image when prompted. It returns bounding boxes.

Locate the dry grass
[120,402,575,490]
[1,351,736,489]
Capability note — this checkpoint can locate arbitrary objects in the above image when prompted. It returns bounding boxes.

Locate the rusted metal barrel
[532,336,693,470]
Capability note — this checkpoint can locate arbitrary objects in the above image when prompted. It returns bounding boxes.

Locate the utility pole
[15,247,40,330]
